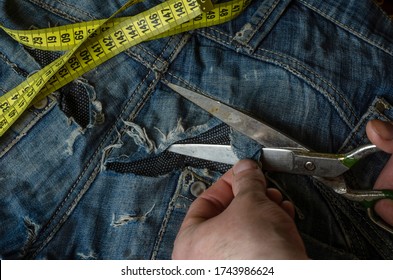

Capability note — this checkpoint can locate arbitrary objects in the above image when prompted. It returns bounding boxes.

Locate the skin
[172,120,393,259]
[366,120,393,226]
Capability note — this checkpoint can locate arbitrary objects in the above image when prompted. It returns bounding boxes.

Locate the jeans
[1,0,393,259]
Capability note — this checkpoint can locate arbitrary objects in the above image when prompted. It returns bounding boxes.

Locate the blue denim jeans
[1,0,393,259]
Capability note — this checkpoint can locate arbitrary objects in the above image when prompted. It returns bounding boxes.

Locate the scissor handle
[342,189,393,234]
[367,208,393,235]
[341,144,380,168]
[341,189,393,208]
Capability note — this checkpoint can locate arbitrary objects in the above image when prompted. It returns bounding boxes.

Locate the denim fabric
[1,0,393,259]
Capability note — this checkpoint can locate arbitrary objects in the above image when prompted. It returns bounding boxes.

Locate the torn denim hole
[77,251,98,260]
[123,120,157,154]
[64,126,84,156]
[101,120,157,171]
[101,120,173,171]
[100,129,123,172]
[110,204,155,228]
[106,123,232,176]
[24,48,104,129]
[21,217,40,258]
[154,118,185,146]
[60,78,104,129]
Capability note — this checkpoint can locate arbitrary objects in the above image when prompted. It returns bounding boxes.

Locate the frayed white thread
[111,204,155,228]
[123,120,156,153]
[100,129,123,171]
[64,128,83,156]
[155,118,185,144]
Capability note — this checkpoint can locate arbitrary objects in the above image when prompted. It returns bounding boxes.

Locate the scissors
[166,82,393,234]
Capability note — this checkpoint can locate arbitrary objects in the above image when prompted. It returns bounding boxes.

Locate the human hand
[172,160,309,259]
[366,120,393,226]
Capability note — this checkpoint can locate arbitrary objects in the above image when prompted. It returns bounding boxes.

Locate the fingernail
[372,121,393,140]
[233,160,259,175]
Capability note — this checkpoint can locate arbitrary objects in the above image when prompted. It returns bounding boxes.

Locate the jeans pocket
[341,97,393,190]
[232,0,292,53]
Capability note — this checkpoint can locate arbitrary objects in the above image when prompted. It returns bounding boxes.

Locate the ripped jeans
[1,0,393,259]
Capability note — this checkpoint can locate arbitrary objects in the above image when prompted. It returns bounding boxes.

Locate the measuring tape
[0,0,250,137]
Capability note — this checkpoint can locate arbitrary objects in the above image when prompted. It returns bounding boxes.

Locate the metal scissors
[166,82,393,234]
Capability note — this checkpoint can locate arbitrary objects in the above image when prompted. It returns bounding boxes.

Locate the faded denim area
[1,0,393,259]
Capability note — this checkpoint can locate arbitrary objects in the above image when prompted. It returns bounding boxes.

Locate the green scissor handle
[341,189,393,234]
[340,144,380,169]
[340,188,393,208]
[367,208,393,235]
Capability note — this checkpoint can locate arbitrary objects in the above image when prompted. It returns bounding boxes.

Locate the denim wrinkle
[1,0,393,259]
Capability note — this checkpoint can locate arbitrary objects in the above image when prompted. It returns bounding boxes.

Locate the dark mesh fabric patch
[106,123,233,176]
[25,48,61,67]
[59,82,90,128]
[25,48,90,128]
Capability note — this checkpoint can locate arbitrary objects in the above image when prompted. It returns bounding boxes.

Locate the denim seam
[28,124,118,258]
[53,0,96,20]
[340,200,392,259]
[300,233,358,259]
[166,35,191,66]
[26,0,83,23]
[357,109,391,147]
[340,111,373,152]
[117,36,185,129]
[127,74,159,123]
[121,38,180,124]
[297,0,393,57]
[177,194,194,203]
[125,45,166,69]
[373,1,393,22]
[124,49,148,67]
[315,178,393,259]
[254,48,359,126]
[26,112,126,257]
[151,168,206,260]
[0,102,56,158]
[196,29,359,129]
[35,65,163,255]
[165,73,203,93]
[234,0,280,45]
[0,52,30,77]
[33,165,102,258]
[313,179,360,256]
[198,28,233,49]
[340,98,393,152]
[150,36,178,71]
[151,171,184,260]
[100,70,154,167]
[340,208,366,258]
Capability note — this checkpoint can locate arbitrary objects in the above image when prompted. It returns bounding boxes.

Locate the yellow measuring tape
[0,0,250,137]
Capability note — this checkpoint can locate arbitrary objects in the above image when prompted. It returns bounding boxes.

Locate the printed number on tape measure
[0,0,251,137]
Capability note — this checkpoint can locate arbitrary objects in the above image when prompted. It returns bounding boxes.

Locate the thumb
[231,160,267,197]
[232,160,296,218]
[366,120,393,153]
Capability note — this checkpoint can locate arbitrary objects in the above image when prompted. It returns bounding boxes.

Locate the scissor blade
[167,83,308,150]
[168,144,350,177]
[168,144,238,165]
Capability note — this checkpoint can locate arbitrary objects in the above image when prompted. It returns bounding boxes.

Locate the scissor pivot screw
[304,161,316,171]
